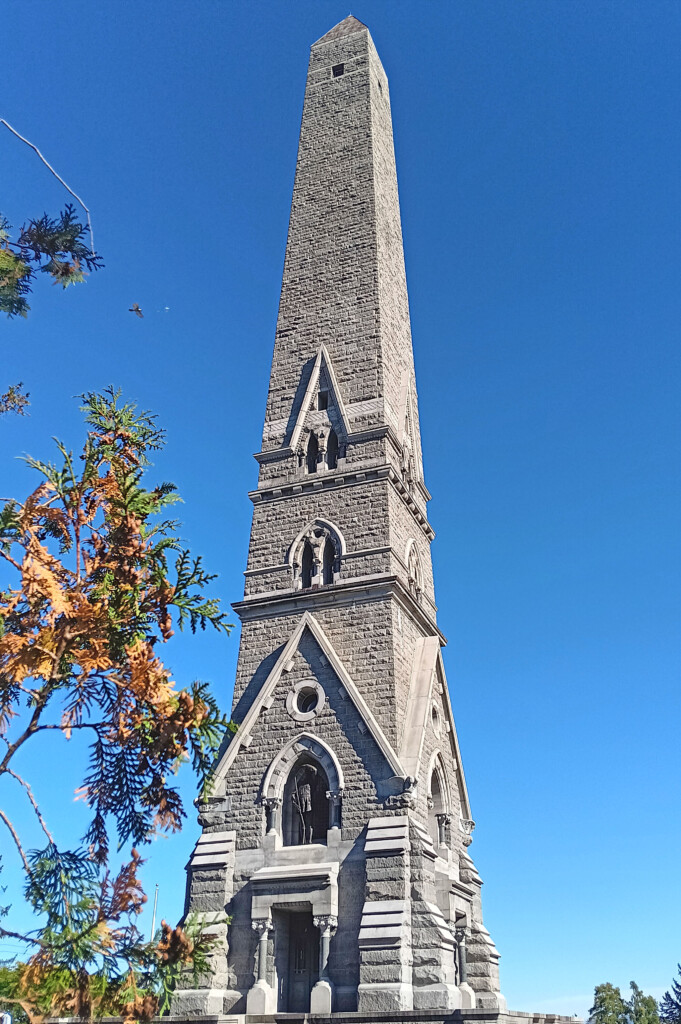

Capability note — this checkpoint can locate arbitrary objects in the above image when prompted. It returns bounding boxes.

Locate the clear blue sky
[1,1,679,1016]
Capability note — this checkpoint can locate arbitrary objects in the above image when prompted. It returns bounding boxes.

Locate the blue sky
[1,0,680,1016]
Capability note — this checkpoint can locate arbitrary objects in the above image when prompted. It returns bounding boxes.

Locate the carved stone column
[246,916,276,1015]
[436,811,452,847]
[262,796,281,835]
[310,915,337,1013]
[314,914,338,978]
[326,789,343,829]
[455,925,476,1009]
[252,918,270,982]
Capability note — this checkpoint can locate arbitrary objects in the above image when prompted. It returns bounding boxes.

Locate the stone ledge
[163,1012,582,1024]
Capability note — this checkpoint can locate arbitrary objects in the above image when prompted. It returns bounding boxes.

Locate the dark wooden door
[285,913,319,1012]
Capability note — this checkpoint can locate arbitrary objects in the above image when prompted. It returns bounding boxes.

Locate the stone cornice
[248,462,435,541]
[232,573,446,645]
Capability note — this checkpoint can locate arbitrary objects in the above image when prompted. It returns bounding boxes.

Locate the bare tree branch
[6,766,55,844]
[0,806,32,875]
[1,118,96,254]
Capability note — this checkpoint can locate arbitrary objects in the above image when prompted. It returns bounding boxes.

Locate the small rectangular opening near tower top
[318,390,329,410]
[332,63,345,77]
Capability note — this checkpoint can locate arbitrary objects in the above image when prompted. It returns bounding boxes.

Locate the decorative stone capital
[459,817,476,845]
[313,915,338,935]
[454,926,467,944]
[261,796,281,811]
[326,788,343,803]
[251,917,271,937]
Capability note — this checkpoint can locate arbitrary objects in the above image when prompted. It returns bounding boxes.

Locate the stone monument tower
[175,15,506,1019]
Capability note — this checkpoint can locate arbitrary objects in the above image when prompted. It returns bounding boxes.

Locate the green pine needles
[0,204,103,318]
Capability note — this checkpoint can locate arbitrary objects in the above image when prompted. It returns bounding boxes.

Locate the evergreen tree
[660,966,681,1024]
[0,389,233,1021]
[589,983,630,1024]
[0,205,102,319]
[629,981,660,1024]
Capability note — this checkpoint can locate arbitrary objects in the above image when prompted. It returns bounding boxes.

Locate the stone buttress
[172,15,504,1020]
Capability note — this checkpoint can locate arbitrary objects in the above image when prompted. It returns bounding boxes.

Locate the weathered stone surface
[171,13,510,1022]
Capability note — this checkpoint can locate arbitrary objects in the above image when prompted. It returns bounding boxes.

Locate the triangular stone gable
[399,636,472,821]
[288,345,351,452]
[214,612,404,788]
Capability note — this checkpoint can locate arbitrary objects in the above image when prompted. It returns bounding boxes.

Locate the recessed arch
[427,749,451,848]
[426,749,451,810]
[288,519,347,564]
[288,519,346,590]
[261,733,345,804]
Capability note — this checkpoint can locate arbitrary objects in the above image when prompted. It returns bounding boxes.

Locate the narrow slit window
[306,432,319,474]
[322,539,335,586]
[327,429,339,470]
[318,390,329,410]
[301,541,314,589]
[332,63,345,78]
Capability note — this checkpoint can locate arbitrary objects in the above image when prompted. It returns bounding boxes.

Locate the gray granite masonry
[170,15,562,1024]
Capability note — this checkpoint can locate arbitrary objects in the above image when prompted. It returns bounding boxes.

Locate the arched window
[427,756,450,850]
[301,541,314,589]
[306,432,319,474]
[290,520,345,591]
[327,429,339,470]
[322,539,335,585]
[282,756,330,846]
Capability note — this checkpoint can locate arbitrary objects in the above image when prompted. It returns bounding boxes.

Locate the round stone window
[286,679,326,722]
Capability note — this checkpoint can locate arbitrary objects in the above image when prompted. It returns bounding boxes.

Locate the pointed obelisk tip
[314,14,369,46]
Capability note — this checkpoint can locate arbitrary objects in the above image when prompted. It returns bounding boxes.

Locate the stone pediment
[213,611,405,789]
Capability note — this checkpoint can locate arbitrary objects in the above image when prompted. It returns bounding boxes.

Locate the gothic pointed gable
[213,611,404,787]
[399,636,472,821]
[288,344,351,453]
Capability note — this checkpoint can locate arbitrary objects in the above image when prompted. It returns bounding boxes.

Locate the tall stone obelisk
[174,16,505,1019]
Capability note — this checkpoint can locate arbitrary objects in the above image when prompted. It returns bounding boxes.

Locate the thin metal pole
[150,883,159,942]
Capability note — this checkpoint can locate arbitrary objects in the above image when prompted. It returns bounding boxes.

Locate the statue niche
[282,757,330,846]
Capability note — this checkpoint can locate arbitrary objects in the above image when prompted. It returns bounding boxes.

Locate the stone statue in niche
[291,764,318,844]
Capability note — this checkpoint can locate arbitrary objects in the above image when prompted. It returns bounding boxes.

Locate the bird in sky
[129,303,144,318]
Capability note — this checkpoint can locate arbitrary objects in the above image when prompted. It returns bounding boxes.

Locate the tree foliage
[0,205,102,319]
[589,983,631,1024]
[630,982,662,1024]
[0,383,30,418]
[660,966,681,1024]
[589,982,660,1024]
[0,388,233,1019]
